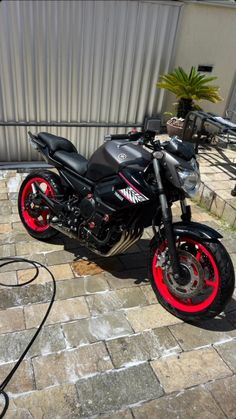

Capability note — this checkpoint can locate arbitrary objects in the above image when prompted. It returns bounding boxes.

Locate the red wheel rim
[21,177,54,232]
[152,238,220,313]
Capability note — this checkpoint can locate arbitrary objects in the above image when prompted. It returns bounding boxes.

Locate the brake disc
[163,250,204,298]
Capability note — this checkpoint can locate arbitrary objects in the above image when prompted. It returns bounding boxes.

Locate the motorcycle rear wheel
[18,170,63,240]
[150,236,235,322]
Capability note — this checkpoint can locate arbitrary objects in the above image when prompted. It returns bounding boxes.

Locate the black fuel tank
[86,140,151,182]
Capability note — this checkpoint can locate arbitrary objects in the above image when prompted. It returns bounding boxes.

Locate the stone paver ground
[0,169,235,418]
[195,144,236,228]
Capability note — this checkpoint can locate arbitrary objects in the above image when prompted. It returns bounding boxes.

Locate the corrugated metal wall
[0,0,182,162]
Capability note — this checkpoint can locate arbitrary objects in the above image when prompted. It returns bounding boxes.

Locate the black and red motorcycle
[18,130,235,322]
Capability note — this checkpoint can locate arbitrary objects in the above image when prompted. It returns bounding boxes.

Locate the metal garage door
[0,0,182,161]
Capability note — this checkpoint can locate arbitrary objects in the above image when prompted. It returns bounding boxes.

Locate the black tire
[149,237,235,323]
[18,170,63,240]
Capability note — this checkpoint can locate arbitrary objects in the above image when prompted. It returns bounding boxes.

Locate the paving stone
[0,360,34,394]
[0,180,7,188]
[0,307,25,334]
[209,194,225,218]
[201,172,231,182]
[207,375,236,419]
[63,312,134,347]
[71,259,105,276]
[24,296,90,328]
[0,170,17,179]
[227,310,236,327]
[56,275,110,300]
[16,240,64,255]
[78,274,110,293]
[0,253,47,273]
[201,185,214,210]
[139,285,157,304]
[0,270,17,285]
[33,342,113,389]
[100,410,133,419]
[225,289,236,312]
[94,256,125,273]
[193,181,204,202]
[221,238,236,253]
[125,304,182,332]
[12,205,18,214]
[0,282,53,309]
[8,384,81,419]
[138,239,149,252]
[12,221,26,232]
[106,327,181,368]
[200,165,222,174]
[0,231,35,245]
[46,250,77,265]
[8,192,19,201]
[0,201,13,215]
[105,269,149,290]
[0,244,15,257]
[151,347,232,393]
[214,340,236,373]
[213,188,236,201]
[0,213,20,223]
[222,202,236,227]
[0,223,12,233]
[18,263,74,285]
[119,253,148,270]
[0,324,66,363]
[169,319,236,350]
[76,363,163,416]
[0,193,8,200]
[86,287,148,315]
[132,386,225,419]
[7,173,22,193]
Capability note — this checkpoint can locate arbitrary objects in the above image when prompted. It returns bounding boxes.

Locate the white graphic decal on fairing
[118,186,149,204]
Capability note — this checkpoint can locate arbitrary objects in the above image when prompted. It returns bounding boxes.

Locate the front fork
[153,157,188,281]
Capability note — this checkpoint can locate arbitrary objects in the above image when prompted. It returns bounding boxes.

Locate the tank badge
[118,153,127,160]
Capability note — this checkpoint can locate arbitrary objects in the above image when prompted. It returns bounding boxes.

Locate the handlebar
[106,132,143,141]
[105,130,156,142]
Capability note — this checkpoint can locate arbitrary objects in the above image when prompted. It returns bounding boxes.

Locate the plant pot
[166,120,184,138]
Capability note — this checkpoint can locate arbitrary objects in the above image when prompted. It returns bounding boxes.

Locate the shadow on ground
[46,233,236,331]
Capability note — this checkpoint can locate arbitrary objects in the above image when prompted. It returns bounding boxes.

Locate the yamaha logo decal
[118,153,127,160]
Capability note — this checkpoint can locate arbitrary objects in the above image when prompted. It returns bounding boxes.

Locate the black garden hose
[0,257,56,418]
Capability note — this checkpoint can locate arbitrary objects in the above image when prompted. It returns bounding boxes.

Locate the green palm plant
[157,66,223,118]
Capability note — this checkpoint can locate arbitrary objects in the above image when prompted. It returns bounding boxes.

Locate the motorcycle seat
[37,132,77,154]
[53,150,88,175]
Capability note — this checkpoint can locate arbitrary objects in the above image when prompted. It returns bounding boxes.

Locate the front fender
[150,221,222,247]
[173,221,223,240]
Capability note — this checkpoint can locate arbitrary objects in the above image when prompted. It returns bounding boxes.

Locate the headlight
[177,158,201,197]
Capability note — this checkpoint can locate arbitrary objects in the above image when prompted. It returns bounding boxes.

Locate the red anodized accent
[21,177,54,232]
[152,238,220,313]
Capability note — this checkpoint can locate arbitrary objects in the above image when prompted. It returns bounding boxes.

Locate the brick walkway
[0,170,236,418]
[195,144,236,228]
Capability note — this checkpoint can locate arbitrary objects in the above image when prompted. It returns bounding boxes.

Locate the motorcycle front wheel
[150,236,235,322]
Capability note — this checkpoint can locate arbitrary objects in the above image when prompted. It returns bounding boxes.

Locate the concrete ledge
[195,181,236,228]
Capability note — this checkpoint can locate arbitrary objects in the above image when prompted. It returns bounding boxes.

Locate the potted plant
[157,66,222,137]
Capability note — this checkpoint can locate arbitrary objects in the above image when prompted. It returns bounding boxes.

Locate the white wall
[163,1,236,116]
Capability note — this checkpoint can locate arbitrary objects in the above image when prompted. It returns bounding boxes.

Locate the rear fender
[150,221,222,247]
